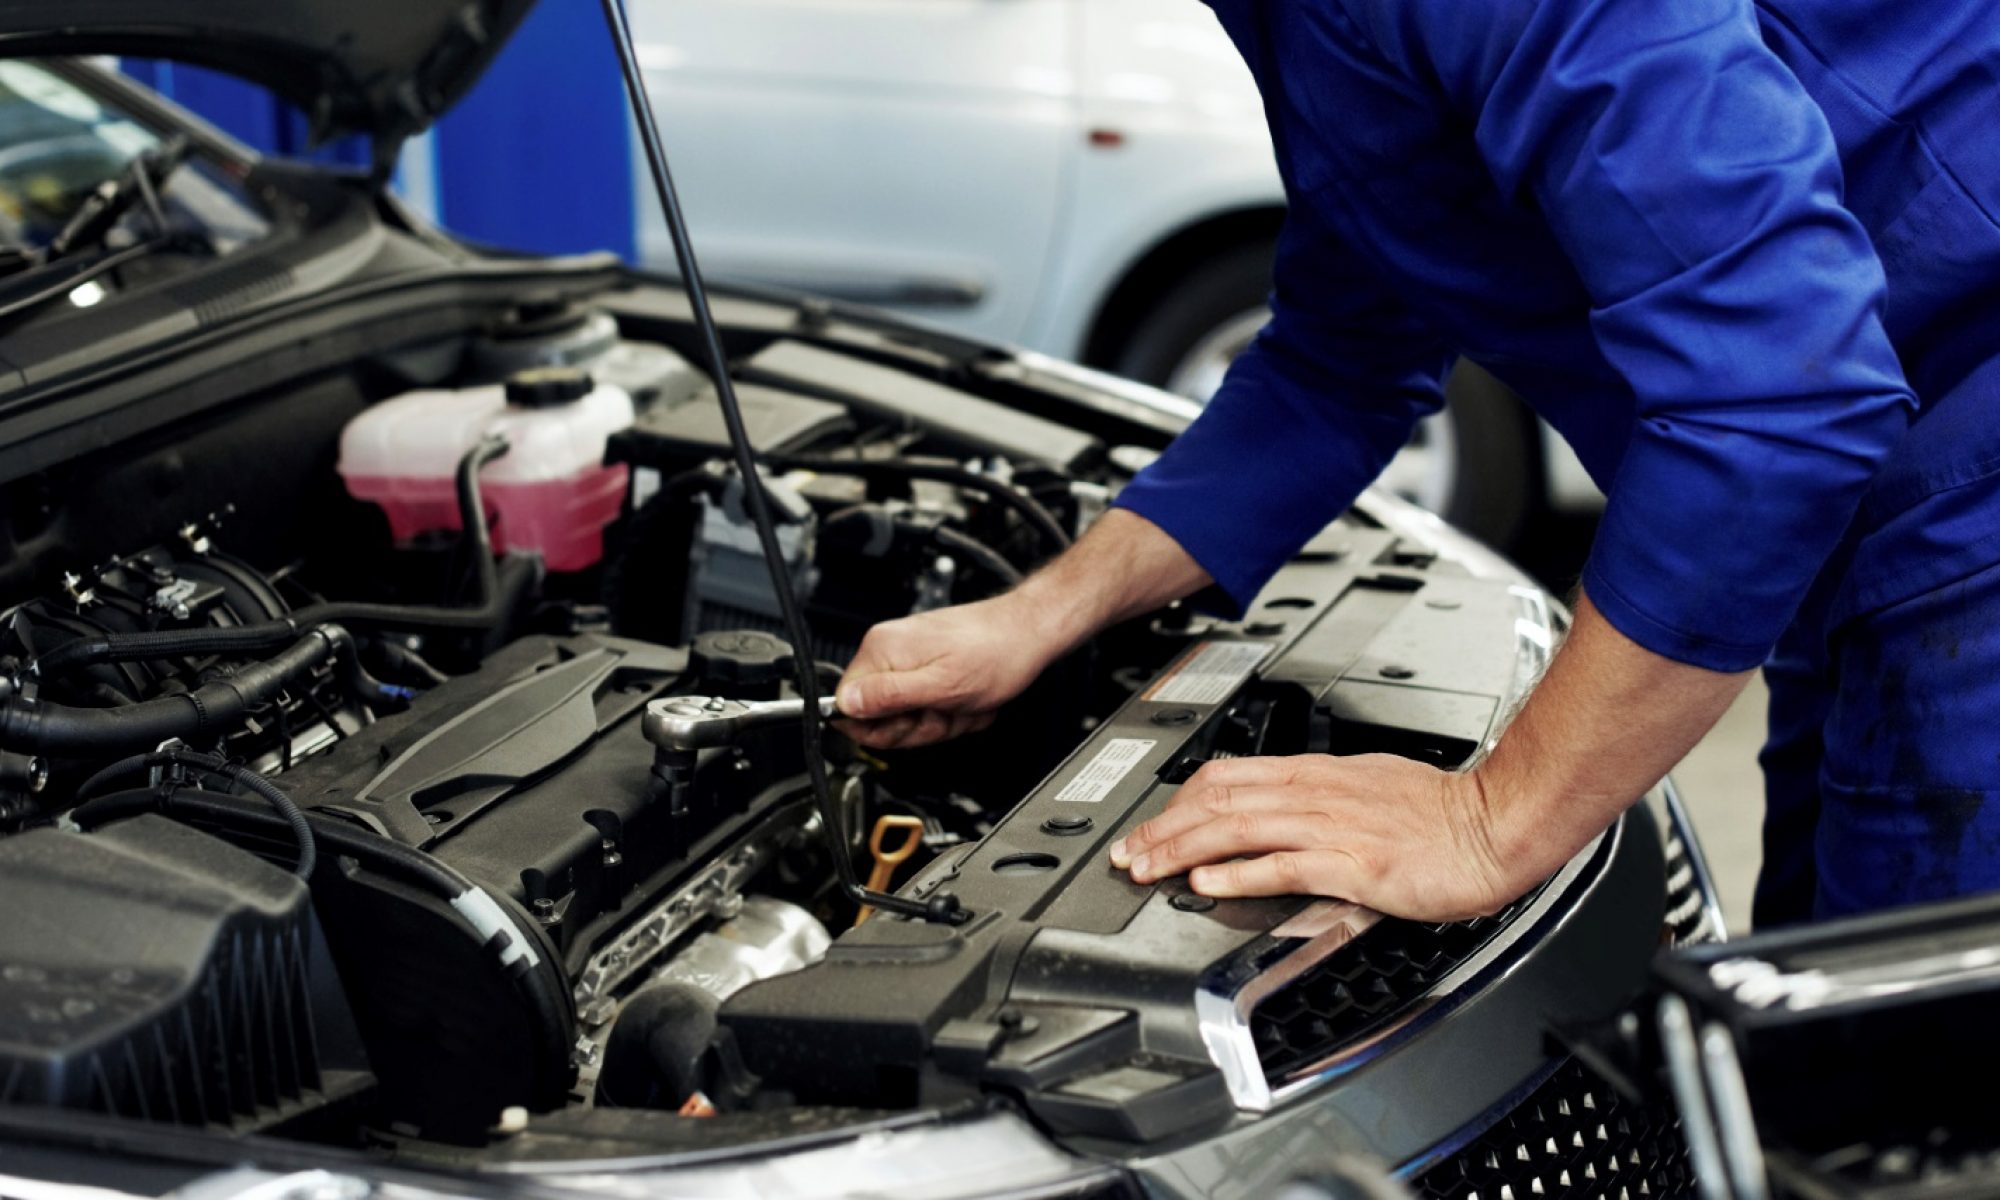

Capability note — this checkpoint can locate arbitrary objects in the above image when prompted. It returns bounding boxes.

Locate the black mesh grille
[1415,1060,1694,1200]
[1252,895,1537,1082]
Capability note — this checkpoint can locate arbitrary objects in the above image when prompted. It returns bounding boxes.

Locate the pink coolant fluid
[337,368,635,573]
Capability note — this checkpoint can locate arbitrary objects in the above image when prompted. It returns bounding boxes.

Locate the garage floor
[1669,675,1768,934]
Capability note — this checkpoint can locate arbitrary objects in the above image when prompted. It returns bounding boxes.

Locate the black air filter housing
[0,816,368,1129]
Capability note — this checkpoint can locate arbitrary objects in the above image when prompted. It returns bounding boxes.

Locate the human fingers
[1126,810,1343,884]
[1111,784,1303,867]
[1187,849,1367,900]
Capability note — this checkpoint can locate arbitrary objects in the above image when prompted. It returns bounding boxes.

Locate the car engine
[0,297,1682,1191]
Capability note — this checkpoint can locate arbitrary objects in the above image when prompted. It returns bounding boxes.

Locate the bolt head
[1042,814,1094,836]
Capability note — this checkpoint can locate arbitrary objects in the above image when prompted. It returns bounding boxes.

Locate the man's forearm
[1473,590,1754,881]
[1009,508,1213,655]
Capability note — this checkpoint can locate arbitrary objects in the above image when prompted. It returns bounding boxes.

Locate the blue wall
[123,0,635,261]
[432,0,636,260]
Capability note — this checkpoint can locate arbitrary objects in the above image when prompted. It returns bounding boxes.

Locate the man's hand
[836,594,1060,750]
[1111,754,1526,922]
[1107,592,1753,921]
[837,509,1214,750]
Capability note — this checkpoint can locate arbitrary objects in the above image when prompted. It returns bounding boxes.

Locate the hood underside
[0,0,538,161]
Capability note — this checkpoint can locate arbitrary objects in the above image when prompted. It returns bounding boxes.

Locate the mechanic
[836,0,2000,927]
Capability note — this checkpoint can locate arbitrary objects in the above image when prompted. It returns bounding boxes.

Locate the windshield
[0,60,267,256]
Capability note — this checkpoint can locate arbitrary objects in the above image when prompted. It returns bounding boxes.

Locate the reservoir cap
[506,365,595,409]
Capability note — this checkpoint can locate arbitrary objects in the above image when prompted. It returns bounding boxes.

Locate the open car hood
[0,0,537,164]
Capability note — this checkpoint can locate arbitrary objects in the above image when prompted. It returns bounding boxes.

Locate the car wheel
[1111,243,1273,398]
[1111,244,1538,550]
[1431,358,1540,550]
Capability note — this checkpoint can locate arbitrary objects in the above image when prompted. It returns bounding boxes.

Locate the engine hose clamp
[182,689,212,736]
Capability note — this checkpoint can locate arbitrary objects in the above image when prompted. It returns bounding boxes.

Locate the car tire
[1433,359,1541,551]
[1109,242,1540,551]
[1111,243,1275,397]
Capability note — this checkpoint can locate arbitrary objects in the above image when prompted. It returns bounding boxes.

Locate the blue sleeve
[1114,208,1451,614]
[1389,0,1917,670]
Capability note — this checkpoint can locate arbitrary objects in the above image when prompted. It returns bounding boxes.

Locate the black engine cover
[254,631,828,1140]
[277,631,793,971]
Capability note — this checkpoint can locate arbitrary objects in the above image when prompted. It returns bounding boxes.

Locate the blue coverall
[1115,0,2000,924]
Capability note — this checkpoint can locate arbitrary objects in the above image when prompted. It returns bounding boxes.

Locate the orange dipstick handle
[855,814,926,926]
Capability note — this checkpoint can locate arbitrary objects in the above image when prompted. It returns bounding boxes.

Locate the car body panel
[630,0,1278,355]
[633,0,1080,346]
[1018,0,1278,360]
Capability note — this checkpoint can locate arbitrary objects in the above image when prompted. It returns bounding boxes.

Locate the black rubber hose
[288,435,511,631]
[34,623,302,677]
[67,787,571,1073]
[651,464,729,507]
[330,638,417,709]
[369,640,452,688]
[932,526,1025,586]
[822,506,1026,589]
[77,748,316,878]
[31,437,514,681]
[767,453,1071,554]
[0,627,344,756]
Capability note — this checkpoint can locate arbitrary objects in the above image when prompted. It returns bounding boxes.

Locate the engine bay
[0,294,1659,1173]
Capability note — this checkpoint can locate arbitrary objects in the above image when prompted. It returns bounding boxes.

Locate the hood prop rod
[599,0,966,926]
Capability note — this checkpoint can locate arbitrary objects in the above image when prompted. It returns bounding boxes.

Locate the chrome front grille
[1250,897,1539,1082]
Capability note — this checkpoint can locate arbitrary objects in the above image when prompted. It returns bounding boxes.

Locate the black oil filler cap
[691,630,795,696]
[506,365,595,408]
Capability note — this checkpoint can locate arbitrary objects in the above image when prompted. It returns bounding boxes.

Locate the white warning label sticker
[1146,641,1271,706]
[1055,738,1158,803]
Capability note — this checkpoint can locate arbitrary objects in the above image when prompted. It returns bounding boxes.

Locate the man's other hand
[1110,753,1535,922]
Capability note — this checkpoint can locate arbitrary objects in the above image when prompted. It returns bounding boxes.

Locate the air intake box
[0,816,368,1129]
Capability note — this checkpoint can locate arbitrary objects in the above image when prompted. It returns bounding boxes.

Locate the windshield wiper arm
[0,236,171,328]
[43,134,192,264]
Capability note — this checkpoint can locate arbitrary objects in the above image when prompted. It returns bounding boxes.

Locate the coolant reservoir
[338,367,635,572]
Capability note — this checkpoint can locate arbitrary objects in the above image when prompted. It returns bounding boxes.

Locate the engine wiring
[74,746,316,879]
